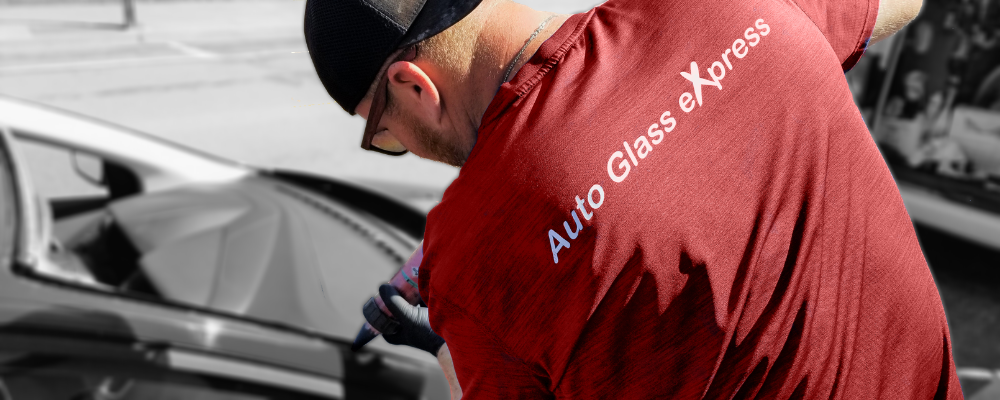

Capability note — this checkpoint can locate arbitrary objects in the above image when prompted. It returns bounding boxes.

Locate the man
[304,0,963,397]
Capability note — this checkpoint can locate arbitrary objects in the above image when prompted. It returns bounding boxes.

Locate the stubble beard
[385,94,468,168]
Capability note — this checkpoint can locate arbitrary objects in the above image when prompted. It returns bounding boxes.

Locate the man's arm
[436,344,463,400]
[871,0,923,44]
[378,285,464,398]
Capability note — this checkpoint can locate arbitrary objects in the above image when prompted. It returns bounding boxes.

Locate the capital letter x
[680,61,721,106]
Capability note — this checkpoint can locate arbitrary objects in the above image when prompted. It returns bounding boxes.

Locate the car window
[10,137,108,200]
[0,132,17,260]
[5,135,145,291]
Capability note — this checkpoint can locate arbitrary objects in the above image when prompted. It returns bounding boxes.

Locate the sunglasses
[360,46,419,156]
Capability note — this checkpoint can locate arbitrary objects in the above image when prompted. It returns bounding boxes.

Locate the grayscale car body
[0,95,448,399]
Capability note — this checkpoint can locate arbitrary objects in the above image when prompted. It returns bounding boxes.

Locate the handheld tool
[351,246,424,351]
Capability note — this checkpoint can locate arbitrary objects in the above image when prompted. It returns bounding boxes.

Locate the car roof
[0,95,251,192]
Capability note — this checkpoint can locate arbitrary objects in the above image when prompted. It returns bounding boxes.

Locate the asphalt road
[0,0,602,191]
[0,26,460,190]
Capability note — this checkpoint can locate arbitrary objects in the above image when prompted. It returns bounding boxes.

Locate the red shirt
[417,0,964,397]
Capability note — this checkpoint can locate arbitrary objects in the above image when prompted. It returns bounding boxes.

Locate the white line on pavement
[166,41,219,59]
[0,54,192,73]
[0,49,306,74]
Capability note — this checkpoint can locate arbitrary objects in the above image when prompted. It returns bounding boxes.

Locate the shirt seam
[512,10,595,99]
[465,11,594,179]
[783,0,823,45]
[782,0,875,71]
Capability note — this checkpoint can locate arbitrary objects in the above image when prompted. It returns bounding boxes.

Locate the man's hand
[378,284,446,355]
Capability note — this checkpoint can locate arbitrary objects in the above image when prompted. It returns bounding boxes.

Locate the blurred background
[846,1,1000,397]
[0,0,997,397]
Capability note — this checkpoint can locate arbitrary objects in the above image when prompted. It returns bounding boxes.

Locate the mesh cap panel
[304,0,482,114]
[305,0,405,114]
[368,0,426,28]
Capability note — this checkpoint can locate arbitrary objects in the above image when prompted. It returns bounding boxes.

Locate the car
[0,94,449,399]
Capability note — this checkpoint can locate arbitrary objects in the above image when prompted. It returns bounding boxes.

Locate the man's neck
[461,2,570,133]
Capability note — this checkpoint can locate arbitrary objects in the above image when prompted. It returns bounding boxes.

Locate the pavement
[0,1,307,55]
[0,0,462,190]
[0,0,600,72]
[0,0,602,189]
[1,0,303,37]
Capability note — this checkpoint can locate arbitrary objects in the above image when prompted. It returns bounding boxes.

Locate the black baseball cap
[304,0,484,114]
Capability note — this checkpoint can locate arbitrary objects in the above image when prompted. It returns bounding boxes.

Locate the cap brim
[399,0,484,47]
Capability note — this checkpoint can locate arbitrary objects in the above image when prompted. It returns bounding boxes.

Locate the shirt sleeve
[432,296,554,400]
[789,0,880,71]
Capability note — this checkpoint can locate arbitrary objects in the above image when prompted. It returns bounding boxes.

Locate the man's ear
[386,61,443,124]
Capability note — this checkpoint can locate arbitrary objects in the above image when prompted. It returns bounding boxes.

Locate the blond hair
[419,4,488,76]
[362,0,496,103]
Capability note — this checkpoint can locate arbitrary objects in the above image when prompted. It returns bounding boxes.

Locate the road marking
[292,102,332,107]
[0,48,306,73]
[0,25,32,41]
[166,41,219,59]
[0,54,192,73]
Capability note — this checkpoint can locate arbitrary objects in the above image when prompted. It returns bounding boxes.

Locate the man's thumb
[378,284,412,320]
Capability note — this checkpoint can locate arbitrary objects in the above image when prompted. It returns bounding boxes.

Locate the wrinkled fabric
[417,0,964,398]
